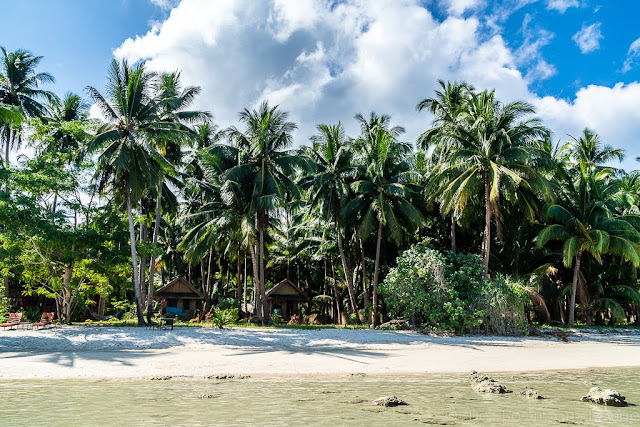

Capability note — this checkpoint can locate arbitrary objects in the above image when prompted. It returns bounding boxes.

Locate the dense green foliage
[2,47,640,331]
[381,242,529,334]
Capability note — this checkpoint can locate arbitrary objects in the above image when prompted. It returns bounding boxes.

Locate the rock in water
[469,370,511,394]
[519,389,545,399]
[373,396,408,407]
[581,387,628,407]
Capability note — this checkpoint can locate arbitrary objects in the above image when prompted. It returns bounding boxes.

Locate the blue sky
[3,0,640,169]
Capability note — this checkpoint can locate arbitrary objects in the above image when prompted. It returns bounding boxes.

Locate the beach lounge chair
[32,312,55,329]
[0,313,23,330]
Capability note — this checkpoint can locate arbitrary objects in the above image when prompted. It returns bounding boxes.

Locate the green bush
[271,313,283,325]
[380,241,528,335]
[210,307,238,329]
[481,275,529,335]
[0,288,9,322]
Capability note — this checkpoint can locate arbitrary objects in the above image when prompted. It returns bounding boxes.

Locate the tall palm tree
[568,128,624,173]
[301,123,359,316]
[0,47,56,166]
[433,90,550,277]
[86,59,178,325]
[345,112,425,327]
[417,80,474,251]
[224,101,300,323]
[145,72,209,323]
[537,167,640,326]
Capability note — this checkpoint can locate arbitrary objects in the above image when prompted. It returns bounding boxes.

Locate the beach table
[159,317,174,330]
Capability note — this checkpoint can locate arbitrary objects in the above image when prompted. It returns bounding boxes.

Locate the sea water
[1,368,640,426]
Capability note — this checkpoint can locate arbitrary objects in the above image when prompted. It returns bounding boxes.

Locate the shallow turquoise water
[1,369,639,426]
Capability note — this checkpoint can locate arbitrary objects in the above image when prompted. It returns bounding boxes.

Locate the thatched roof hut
[266,279,310,320]
[154,277,203,319]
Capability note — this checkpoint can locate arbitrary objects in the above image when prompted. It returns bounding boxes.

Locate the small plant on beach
[271,313,282,325]
[210,307,237,329]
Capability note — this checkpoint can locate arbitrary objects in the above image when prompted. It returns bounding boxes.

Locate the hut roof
[265,279,310,301]
[154,277,204,300]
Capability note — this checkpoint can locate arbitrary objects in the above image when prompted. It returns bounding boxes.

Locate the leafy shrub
[271,313,283,325]
[0,286,9,322]
[210,307,238,329]
[380,241,528,335]
[481,275,529,335]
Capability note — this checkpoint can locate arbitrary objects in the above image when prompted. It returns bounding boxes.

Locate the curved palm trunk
[568,251,583,327]
[126,186,145,326]
[145,184,162,324]
[371,220,383,328]
[359,237,369,313]
[482,172,491,279]
[335,212,358,316]
[203,250,214,316]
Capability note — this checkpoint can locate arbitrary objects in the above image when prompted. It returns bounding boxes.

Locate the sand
[1,326,640,379]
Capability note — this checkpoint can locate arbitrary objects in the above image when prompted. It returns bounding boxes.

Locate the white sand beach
[1,327,640,379]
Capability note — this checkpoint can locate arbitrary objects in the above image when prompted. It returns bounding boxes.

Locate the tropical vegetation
[2,47,640,331]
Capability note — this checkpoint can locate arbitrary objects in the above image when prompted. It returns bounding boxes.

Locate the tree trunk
[359,237,369,314]
[258,212,270,324]
[236,248,242,300]
[371,220,383,328]
[203,250,214,315]
[451,215,456,252]
[146,182,163,324]
[138,215,148,309]
[482,172,491,279]
[126,186,145,326]
[250,244,262,323]
[568,251,583,327]
[335,212,357,316]
[62,262,74,324]
[330,259,341,324]
[5,128,11,168]
[147,181,162,323]
[243,250,248,316]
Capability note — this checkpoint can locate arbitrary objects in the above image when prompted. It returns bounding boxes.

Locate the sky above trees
[2,0,639,170]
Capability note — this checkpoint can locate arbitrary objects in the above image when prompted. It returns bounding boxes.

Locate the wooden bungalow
[154,277,204,319]
[266,279,310,320]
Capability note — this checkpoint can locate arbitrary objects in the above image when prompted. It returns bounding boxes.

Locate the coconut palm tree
[86,59,179,325]
[416,80,474,252]
[145,72,210,323]
[536,167,640,326]
[0,47,56,166]
[433,90,550,277]
[345,112,425,327]
[301,123,359,316]
[568,128,624,173]
[224,101,300,323]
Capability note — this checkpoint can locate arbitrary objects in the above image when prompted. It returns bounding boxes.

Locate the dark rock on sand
[373,396,408,407]
[469,371,511,394]
[581,387,628,407]
[519,388,546,399]
[206,374,250,380]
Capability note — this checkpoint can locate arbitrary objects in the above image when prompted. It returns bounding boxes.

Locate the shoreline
[2,327,640,380]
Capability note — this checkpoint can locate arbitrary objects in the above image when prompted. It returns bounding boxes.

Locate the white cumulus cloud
[572,23,603,53]
[546,0,580,13]
[110,0,639,170]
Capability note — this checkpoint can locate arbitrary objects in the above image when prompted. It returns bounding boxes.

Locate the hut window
[183,300,190,310]
[167,299,178,308]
